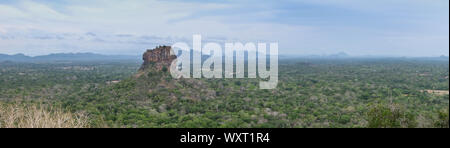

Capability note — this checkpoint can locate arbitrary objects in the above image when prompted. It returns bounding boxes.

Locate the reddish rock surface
[140,46,177,71]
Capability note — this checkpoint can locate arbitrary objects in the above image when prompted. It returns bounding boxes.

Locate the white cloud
[19,1,68,20]
[0,4,28,19]
[0,0,448,56]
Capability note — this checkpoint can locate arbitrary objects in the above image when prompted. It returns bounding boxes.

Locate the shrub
[434,109,449,128]
[0,102,89,128]
[367,103,417,128]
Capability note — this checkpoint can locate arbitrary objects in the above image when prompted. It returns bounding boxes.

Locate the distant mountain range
[1,52,448,63]
[0,53,140,62]
[279,52,449,60]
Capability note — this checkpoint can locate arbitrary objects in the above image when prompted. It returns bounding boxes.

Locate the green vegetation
[0,58,448,128]
[434,109,449,128]
[367,103,417,128]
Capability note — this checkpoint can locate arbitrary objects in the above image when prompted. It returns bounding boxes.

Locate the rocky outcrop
[140,46,177,71]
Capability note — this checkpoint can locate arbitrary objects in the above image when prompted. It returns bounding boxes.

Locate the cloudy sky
[0,0,448,56]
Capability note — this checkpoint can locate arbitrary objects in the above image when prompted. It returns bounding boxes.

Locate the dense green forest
[0,58,448,128]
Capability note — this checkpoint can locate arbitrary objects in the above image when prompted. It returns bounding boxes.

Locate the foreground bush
[367,103,417,128]
[0,102,89,128]
[434,109,449,128]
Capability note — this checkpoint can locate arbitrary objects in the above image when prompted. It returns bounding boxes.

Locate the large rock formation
[140,46,177,71]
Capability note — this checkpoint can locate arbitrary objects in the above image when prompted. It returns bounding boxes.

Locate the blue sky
[0,0,448,56]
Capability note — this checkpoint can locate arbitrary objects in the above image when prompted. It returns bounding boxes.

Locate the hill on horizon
[1,51,448,63]
[0,53,140,62]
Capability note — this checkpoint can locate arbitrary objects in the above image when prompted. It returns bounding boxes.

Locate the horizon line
[1,52,448,59]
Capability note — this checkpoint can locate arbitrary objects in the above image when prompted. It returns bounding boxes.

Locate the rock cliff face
[140,46,177,71]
